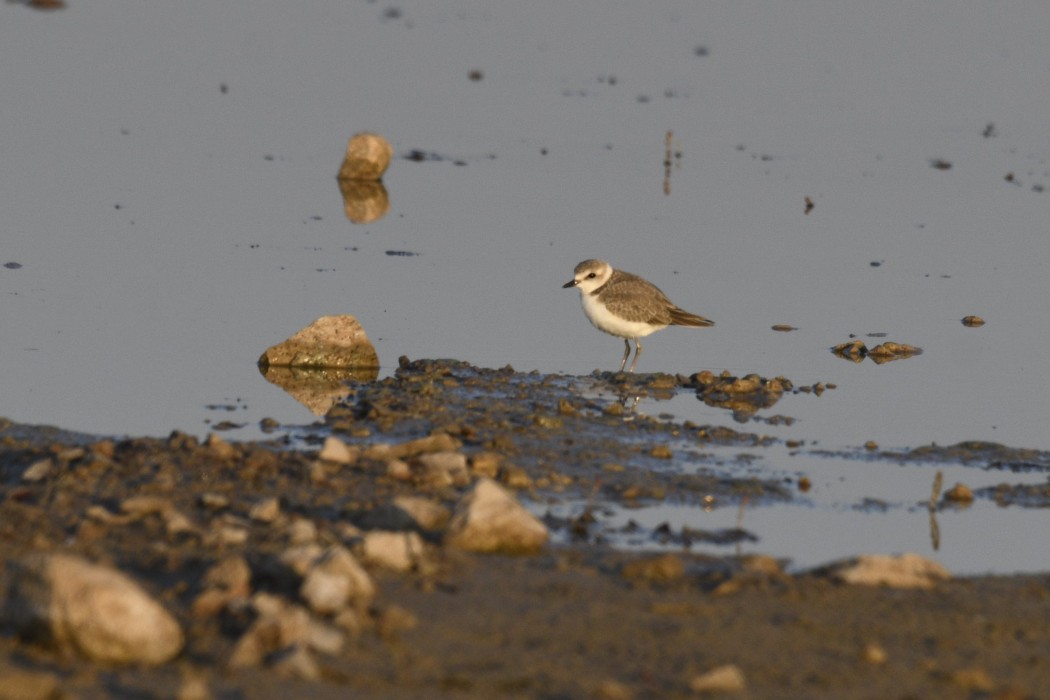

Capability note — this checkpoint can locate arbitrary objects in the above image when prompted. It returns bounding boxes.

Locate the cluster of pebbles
[1,416,549,680]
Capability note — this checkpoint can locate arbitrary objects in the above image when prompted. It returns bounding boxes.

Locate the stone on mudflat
[228,596,311,669]
[338,132,392,181]
[413,451,471,487]
[392,495,451,531]
[21,458,53,483]
[192,555,252,618]
[268,643,321,681]
[278,544,324,577]
[248,496,281,523]
[318,436,358,465]
[361,531,424,572]
[257,315,378,370]
[689,664,746,693]
[468,451,501,478]
[299,546,376,614]
[204,433,237,460]
[363,433,461,461]
[445,478,548,554]
[818,553,950,589]
[7,553,183,665]
[286,518,318,545]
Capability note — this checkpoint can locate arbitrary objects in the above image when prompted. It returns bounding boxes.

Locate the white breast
[581,292,664,339]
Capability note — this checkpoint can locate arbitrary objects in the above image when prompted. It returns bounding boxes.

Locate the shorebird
[563,259,714,372]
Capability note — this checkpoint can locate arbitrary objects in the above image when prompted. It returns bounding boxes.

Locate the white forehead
[574,259,609,277]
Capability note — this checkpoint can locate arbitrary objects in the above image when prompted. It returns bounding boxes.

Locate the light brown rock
[392,495,451,530]
[363,433,461,460]
[944,482,974,503]
[286,518,318,545]
[445,478,549,554]
[299,546,376,614]
[228,597,311,669]
[268,643,321,680]
[21,458,53,483]
[414,451,471,487]
[257,315,379,370]
[248,496,281,523]
[338,132,392,181]
[318,436,358,465]
[7,553,184,665]
[361,531,424,572]
[204,433,237,460]
[689,664,746,693]
[468,451,501,478]
[193,556,252,617]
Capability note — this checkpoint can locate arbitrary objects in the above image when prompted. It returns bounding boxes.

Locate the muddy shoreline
[1,359,1047,699]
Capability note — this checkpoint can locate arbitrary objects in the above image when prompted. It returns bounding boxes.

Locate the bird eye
[587,272,596,279]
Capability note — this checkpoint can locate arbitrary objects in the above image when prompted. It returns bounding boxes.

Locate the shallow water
[3,1,1049,573]
[546,437,1050,575]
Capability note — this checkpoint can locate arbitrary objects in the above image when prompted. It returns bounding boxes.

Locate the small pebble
[689,664,746,693]
[862,642,888,665]
[249,497,281,523]
[21,458,53,482]
[944,483,974,503]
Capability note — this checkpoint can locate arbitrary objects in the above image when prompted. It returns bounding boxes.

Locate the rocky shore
[1,359,1047,699]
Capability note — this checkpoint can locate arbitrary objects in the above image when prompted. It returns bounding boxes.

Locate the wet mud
[0,359,1048,699]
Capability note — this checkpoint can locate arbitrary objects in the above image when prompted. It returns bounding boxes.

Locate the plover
[563,259,714,372]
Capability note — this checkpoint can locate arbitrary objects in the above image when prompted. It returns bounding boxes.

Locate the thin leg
[619,339,631,372]
[628,338,642,373]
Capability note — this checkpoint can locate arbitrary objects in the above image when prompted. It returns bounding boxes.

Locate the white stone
[319,436,357,465]
[8,554,183,665]
[689,664,746,693]
[361,531,424,572]
[299,546,376,614]
[822,553,951,589]
[445,478,548,554]
[21,458,53,482]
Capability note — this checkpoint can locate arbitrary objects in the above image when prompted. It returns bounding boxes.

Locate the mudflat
[1,360,1047,699]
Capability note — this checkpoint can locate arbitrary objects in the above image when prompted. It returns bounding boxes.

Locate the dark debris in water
[832,340,922,364]
[903,441,1050,471]
[976,481,1050,508]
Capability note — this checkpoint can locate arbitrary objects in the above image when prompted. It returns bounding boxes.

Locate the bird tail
[669,308,714,327]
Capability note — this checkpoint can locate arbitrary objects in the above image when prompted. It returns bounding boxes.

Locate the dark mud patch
[977,481,1050,508]
[326,358,793,513]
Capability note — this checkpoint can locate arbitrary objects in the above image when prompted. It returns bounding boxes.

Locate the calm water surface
[2,1,1048,573]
